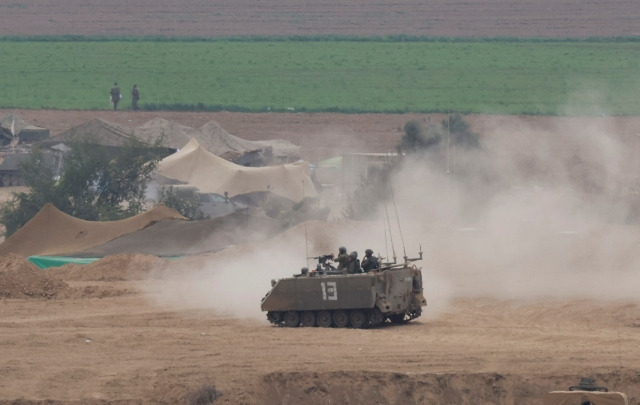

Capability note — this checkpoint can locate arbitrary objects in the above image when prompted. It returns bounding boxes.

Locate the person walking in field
[131,84,140,110]
[110,82,121,110]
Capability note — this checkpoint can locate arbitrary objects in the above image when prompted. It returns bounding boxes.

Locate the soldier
[346,251,362,274]
[110,82,121,110]
[361,248,379,272]
[131,84,140,110]
[332,246,349,271]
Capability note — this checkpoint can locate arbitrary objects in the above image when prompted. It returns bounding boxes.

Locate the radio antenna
[384,202,397,263]
[304,223,309,269]
[384,225,389,263]
[389,185,407,260]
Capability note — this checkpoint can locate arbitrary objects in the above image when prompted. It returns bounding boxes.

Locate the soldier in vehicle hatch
[331,246,349,271]
[361,249,379,272]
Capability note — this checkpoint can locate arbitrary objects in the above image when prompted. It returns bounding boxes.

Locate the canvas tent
[43,117,299,165]
[0,203,186,257]
[67,209,283,258]
[43,118,133,148]
[156,138,316,202]
[134,118,300,164]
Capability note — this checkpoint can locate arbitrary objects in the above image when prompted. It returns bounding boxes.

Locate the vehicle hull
[260,266,426,328]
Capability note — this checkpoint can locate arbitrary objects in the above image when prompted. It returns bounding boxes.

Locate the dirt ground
[3,1,640,403]
[1,244,640,404]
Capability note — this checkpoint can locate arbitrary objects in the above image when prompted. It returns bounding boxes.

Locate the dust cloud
[145,221,349,320]
[391,116,640,314]
[146,116,640,321]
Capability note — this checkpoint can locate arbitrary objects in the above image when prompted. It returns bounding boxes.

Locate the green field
[1,38,639,115]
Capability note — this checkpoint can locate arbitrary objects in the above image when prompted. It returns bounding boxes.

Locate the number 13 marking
[321,281,338,301]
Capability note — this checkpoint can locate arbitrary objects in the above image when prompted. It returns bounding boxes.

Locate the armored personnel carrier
[260,252,427,328]
[543,378,629,405]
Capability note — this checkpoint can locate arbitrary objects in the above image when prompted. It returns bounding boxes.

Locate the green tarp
[28,256,99,269]
[28,255,182,269]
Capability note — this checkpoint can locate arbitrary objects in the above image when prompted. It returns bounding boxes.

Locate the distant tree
[0,135,169,237]
[397,114,479,155]
[446,113,480,149]
[342,114,483,221]
[397,120,442,154]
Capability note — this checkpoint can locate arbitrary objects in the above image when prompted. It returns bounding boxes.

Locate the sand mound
[260,371,638,405]
[49,254,170,282]
[0,254,68,298]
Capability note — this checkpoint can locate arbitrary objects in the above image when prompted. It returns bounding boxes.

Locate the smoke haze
[392,116,640,317]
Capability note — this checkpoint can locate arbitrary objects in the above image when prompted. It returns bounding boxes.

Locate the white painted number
[321,281,338,301]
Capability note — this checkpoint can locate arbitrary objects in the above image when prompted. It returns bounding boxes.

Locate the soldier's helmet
[339,246,347,253]
[349,251,358,259]
[365,249,373,255]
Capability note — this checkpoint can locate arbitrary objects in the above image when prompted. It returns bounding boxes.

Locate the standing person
[131,84,140,110]
[110,82,121,110]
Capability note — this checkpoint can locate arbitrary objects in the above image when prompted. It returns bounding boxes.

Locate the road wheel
[283,311,300,327]
[333,310,349,328]
[389,313,407,324]
[300,311,316,327]
[267,311,283,326]
[349,310,367,329]
[316,310,332,327]
[368,308,384,326]
[1,174,10,186]
[10,174,20,186]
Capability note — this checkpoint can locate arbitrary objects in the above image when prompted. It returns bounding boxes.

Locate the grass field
[1,38,638,115]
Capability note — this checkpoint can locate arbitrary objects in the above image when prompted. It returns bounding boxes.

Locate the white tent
[156,138,317,202]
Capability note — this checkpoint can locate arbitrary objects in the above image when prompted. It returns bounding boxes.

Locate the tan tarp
[44,118,300,162]
[134,118,300,162]
[68,210,283,257]
[543,391,629,405]
[156,138,317,202]
[44,118,132,147]
[0,203,186,257]
[42,117,299,162]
